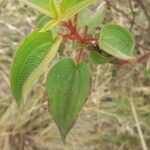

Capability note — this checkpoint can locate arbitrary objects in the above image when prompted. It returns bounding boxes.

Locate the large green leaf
[98,24,135,60]
[11,31,62,108]
[60,0,97,21]
[46,58,90,141]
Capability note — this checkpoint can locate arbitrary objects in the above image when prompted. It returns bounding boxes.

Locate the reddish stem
[118,52,150,67]
[76,48,85,63]
[84,26,88,38]
[137,52,150,63]
[61,14,98,44]
[73,14,79,29]
[60,34,76,41]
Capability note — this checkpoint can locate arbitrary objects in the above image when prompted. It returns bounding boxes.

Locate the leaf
[77,8,106,33]
[21,0,50,16]
[60,0,98,21]
[11,31,62,108]
[90,51,114,65]
[49,0,61,18]
[46,58,90,142]
[21,0,60,18]
[36,15,60,35]
[36,15,52,28]
[60,0,81,13]
[87,8,106,32]
[40,19,59,32]
[98,24,135,60]
[39,0,98,32]
[77,9,93,29]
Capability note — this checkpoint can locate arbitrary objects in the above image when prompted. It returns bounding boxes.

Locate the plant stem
[76,48,84,63]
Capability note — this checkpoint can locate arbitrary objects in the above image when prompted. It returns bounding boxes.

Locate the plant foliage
[11,0,135,141]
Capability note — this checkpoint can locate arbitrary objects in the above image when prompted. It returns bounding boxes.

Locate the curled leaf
[99,24,135,60]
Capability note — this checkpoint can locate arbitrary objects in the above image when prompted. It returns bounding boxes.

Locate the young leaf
[98,24,135,60]
[60,0,98,21]
[11,31,62,108]
[46,58,90,141]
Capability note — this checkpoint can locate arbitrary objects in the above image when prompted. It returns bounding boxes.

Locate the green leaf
[77,8,106,33]
[90,51,114,65]
[98,24,135,60]
[21,0,60,17]
[36,15,52,28]
[60,0,81,13]
[77,9,93,29]
[60,0,97,21]
[46,58,90,141]
[36,15,60,35]
[11,31,62,108]
[49,0,61,18]
[87,8,106,31]
[21,0,50,16]
[40,19,59,32]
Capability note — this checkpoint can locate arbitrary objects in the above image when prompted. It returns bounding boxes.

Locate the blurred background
[0,0,150,149]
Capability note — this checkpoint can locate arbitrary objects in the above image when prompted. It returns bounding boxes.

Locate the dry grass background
[0,0,150,150]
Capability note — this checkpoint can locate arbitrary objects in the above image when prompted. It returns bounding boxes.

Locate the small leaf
[11,31,62,108]
[98,24,135,60]
[46,58,90,141]
[90,51,114,65]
